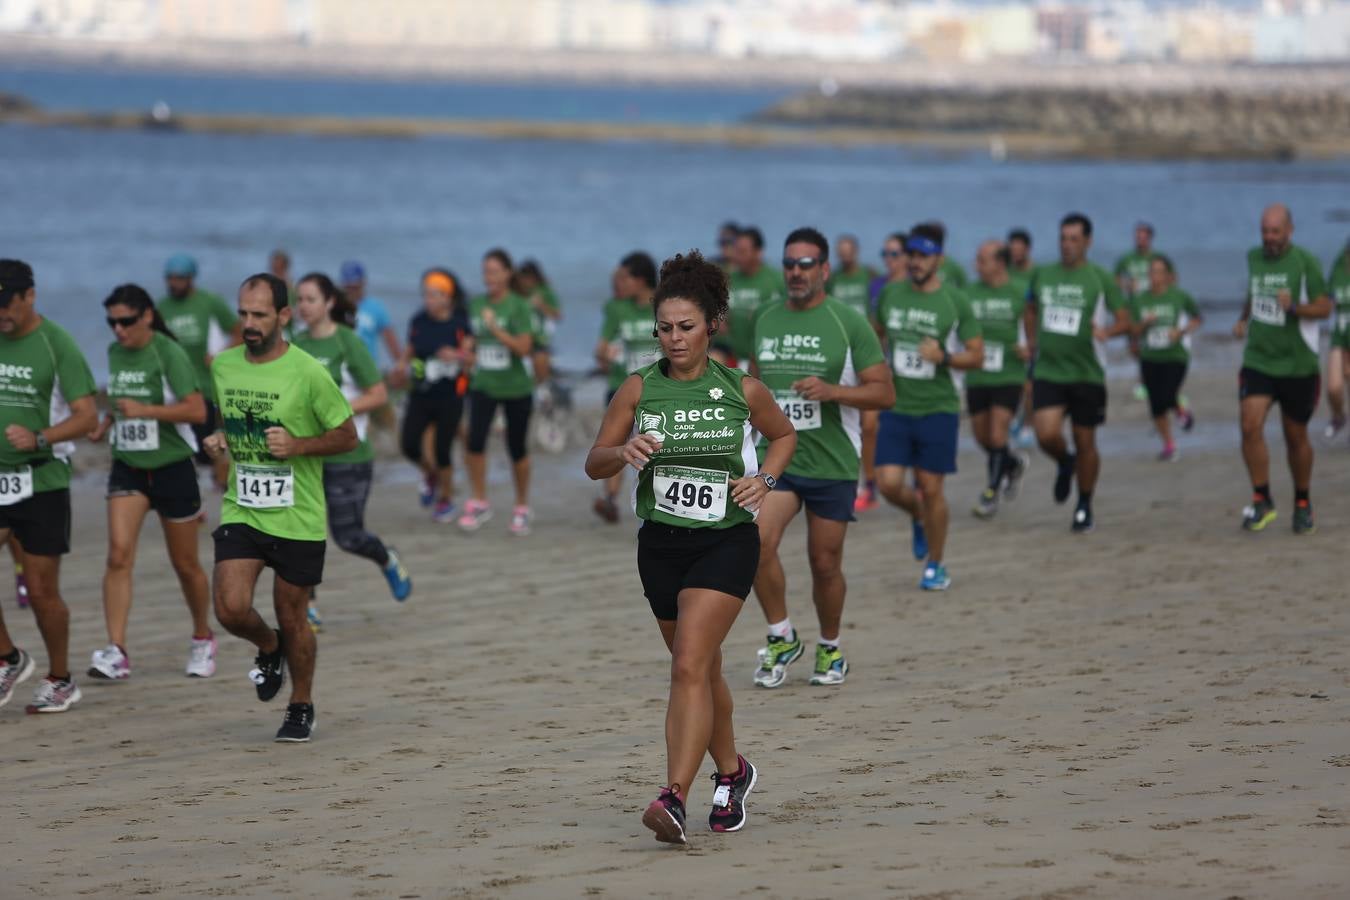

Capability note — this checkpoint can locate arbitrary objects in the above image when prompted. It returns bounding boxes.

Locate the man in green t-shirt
[1007,228,1035,299]
[1233,204,1331,535]
[1323,243,1350,440]
[966,240,1032,519]
[724,226,785,365]
[205,273,356,743]
[1025,212,1132,534]
[875,225,984,592]
[0,259,98,714]
[825,234,877,320]
[1113,221,1158,300]
[750,227,893,689]
[158,253,240,489]
[592,252,659,523]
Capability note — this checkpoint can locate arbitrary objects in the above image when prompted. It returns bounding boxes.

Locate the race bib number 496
[653,465,728,523]
[235,464,294,509]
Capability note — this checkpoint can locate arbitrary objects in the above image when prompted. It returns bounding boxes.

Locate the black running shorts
[1239,366,1319,425]
[108,457,202,522]
[213,523,326,588]
[967,384,1023,416]
[0,487,71,556]
[637,521,760,621]
[1032,379,1107,427]
[1140,360,1188,418]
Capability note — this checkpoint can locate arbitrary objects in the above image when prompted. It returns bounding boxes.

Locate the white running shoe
[88,644,130,681]
[26,676,82,713]
[186,634,217,678]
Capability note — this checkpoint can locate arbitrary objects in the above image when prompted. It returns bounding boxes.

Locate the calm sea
[2,63,1348,377]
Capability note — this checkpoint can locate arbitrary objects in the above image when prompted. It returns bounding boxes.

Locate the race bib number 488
[653,465,728,523]
[235,464,294,509]
[114,418,159,452]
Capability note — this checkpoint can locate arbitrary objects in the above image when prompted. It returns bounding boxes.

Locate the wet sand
[3,368,1349,899]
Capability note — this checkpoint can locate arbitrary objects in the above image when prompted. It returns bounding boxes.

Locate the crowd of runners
[0,202,1345,838]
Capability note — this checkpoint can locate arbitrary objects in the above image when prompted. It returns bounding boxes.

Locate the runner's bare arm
[732,377,796,510]
[585,373,653,478]
[922,334,984,371]
[1094,306,1134,341]
[481,309,534,357]
[792,362,893,410]
[264,418,357,460]
[347,382,387,416]
[1286,291,1333,320]
[6,394,99,452]
[116,390,207,425]
[1022,301,1039,359]
[381,326,402,366]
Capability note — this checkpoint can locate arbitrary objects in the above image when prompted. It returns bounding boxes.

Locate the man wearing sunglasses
[749,228,892,689]
[1024,212,1131,534]
[875,224,984,591]
[0,260,98,714]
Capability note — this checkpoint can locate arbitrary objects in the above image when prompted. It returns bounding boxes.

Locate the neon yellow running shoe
[809,643,848,686]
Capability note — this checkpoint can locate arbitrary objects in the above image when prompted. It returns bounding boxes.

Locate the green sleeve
[341,329,382,389]
[1303,250,1328,299]
[508,299,534,337]
[954,291,982,342]
[1099,266,1126,311]
[209,293,238,331]
[1113,255,1129,277]
[846,309,886,370]
[1181,292,1201,318]
[164,339,202,396]
[541,286,561,314]
[53,331,97,402]
[309,362,354,432]
[600,302,619,341]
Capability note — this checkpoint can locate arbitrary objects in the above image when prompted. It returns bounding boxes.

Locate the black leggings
[467,391,533,461]
[1140,360,1188,418]
[401,387,464,468]
[322,462,389,567]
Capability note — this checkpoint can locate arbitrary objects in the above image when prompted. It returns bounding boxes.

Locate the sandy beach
[3,365,1348,899]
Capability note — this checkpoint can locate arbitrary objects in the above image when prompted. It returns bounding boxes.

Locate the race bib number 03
[1251,295,1286,327]
[653,465,728,523]
[893,344,936,380]
[775,392,821,431]
[982,341,1005,372]
[477,344,511,371]
[0,466,33,506]
[235,464,294,509]
[1043,305,1083,336]
[114,418,159,452]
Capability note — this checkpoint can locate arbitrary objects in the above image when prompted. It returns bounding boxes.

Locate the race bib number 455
[653,465,728,523]
[235,464,294,509]
[775,392,821,430]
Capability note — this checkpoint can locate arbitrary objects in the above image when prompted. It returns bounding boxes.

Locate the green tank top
[633,358,757,529]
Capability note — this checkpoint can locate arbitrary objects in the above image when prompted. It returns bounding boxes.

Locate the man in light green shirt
[1113,221,1159,300]
[206,273,356,744]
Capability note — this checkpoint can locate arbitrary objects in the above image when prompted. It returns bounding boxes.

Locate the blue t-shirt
[355,296,393,364]
[407,308,473,393]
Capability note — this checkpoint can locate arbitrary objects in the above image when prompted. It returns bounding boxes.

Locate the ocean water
[2,65,1348,379]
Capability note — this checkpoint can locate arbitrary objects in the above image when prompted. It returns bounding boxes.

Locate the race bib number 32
[0,466,33,506]
[653,465,728,523]
[235,464,294,509]
[893,344,936,380]
[114,418,159,452]
[775,393,821,431]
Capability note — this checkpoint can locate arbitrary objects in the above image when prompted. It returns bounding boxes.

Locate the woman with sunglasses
[87,284,214,680]
[586,250,796,844]
[293,273,413,631]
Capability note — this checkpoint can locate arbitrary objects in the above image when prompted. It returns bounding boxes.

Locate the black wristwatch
[35,431,49,452]
[760,473,777,491]
[939,346,951,367]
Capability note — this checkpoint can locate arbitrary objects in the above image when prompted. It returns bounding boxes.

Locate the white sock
[767,618,793,639]
[818,636,840,650]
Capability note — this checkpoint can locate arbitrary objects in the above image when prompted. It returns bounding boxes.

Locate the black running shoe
[1071,502,1094,534]
[249,629,285,702]
[1053,454,1076,504]
[274,702,315,743]
[642,786,687,844]
[709,755,758,833]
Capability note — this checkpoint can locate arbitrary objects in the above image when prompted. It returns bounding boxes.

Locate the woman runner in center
[585,250,796,845]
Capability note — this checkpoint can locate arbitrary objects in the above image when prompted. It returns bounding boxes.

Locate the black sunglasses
[106,314,140,329]
[782,256,821,271]
[881,249,904,259]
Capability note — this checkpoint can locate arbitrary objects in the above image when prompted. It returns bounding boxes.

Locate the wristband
[35,431,49,451]
[940,347,951,367]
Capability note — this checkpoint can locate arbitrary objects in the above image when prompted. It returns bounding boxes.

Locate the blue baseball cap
[339,260,366,285]
[164,253,198,277]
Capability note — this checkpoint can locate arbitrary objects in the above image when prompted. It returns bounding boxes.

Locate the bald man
[1233,204,1331,535]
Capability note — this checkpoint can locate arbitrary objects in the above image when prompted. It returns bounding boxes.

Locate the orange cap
[423,272,454,296]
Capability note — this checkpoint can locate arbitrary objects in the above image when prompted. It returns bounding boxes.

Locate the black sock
[1,647,18,665]
[1295,489,1310,506]
[1077,491,1092,508]
[987,447,1008,490]
[1254,483,1272,504]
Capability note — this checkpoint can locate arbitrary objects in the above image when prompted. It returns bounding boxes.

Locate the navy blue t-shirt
[407,308,472,392]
